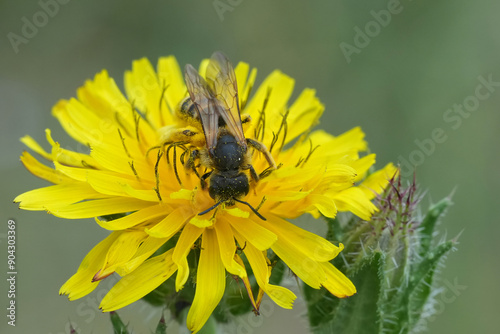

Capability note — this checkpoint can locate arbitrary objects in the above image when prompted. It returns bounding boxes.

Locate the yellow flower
[15,53,396,333]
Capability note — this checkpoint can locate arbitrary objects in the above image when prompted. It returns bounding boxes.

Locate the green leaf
[311,252,385,334]
[110,311,129,334]
[417,197,452,259]
[413,241,454,289]
[408,241,454,327]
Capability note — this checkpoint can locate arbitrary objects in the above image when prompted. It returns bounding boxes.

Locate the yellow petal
[14,183,105,211]
[90,144,137,177]
[351,154,376,182]
[172,224,204,290]
[86,169,148,197]
[234,61,257,110]
[53,98,109,146]
[100,249,177,311]
[307,194,338,218]
[125,57,170,128]
[320,261,356,298]
[122,183,161,202]
[94,231,148,280]
[45,129,99,168]
[284,88,324,146]
[76,70,135,130]
[46,197,154,219]
[264,221,326,288]
[214,218,245,277]
[157,56,186,117]
[19,151,72,184]
[234,61,249,99]
[187,229,225,333]
[359,163,398,199]
[60,232,120,300]
[244,70,295,146]
[53,161,87,182]
[20,135,52,161]
[263,215,342,262]
[228,216,277,251]
[116,236,169,275]
[95,204,167,230]
[236,232,296,309]
[331,126,367,152]
[334,187,378,221]
[145,206,193,238]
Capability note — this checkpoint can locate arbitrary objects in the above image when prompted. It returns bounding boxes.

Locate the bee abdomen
[208,172,249,202]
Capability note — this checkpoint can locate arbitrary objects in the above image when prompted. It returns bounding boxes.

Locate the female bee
[166,52,276,220]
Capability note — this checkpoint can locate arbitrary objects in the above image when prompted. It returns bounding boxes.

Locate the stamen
[81,160,97,169]
[153,150,163,202]
[254,88,271,141]
[269,131,277,152]
[114,112,132,137]
[146,145,161,159]
[128,161,140,180]
[133,108,141,143]
[255,196,267,211]
[302,139,320,166]
[117,129,132,159]
[269,109,289,153]
[159,82,173,126]
[279,109,289,152]
[240,82,253,111]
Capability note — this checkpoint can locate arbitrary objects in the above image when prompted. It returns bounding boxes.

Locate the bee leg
[259,163,282,179]
[246,138,277,170]
[243,164,259,183]
[186,149,203,179]
[200,170,213,190]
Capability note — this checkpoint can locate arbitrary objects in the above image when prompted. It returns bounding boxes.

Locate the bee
[165,52,276,220]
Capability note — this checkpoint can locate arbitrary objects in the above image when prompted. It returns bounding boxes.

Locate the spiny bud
[304,172,457,334]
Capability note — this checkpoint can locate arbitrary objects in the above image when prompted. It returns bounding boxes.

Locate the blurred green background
[1,0,498,333]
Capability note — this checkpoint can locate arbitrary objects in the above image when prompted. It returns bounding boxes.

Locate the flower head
[15,53,396,333]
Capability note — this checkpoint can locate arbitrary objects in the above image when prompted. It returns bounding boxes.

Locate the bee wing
[206,51,247,149]
[184,64,220,153]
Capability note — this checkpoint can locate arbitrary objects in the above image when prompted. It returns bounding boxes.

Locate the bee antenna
[198,200,224,216]
[233,198,267,221]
